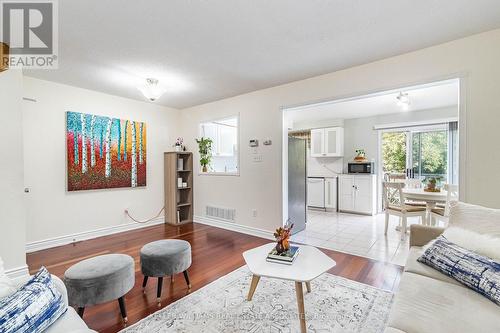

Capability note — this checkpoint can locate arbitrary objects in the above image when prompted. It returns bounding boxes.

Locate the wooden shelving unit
[164,152,193,225]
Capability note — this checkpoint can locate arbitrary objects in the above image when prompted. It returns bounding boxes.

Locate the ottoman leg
[157,277,163,306]
[142,276,149,291]
[77,307,85,318]
[183,270,192,290]
[118,297,128,324]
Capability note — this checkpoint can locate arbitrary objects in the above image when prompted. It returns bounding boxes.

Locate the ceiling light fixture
[137,78,166,102]
[396,92,410,111]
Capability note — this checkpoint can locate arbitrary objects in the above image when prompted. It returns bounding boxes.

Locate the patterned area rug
[122,266,393,333]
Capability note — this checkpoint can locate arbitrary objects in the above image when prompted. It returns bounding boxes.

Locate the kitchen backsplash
[307,147,343,177]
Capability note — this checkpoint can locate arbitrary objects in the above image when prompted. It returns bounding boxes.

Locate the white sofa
[13,274,96,333]
[385,204,500,332]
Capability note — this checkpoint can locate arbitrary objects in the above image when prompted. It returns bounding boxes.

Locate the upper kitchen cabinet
[310,127,344,157]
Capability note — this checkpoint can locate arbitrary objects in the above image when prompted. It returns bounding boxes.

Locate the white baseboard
[26,217,165,253]
[5,265,30,281]
[194,215,274,240]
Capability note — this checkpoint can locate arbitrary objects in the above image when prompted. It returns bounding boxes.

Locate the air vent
[206,205,236,222]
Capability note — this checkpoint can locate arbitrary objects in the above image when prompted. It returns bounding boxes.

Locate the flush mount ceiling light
[137,78,166,102]
[396,92,410,111]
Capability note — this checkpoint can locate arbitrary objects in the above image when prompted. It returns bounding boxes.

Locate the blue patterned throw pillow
[418,236,500,306]
[0,267,67,333]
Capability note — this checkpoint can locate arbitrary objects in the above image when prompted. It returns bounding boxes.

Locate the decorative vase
[275,241,285,254]
[202,165,208,172]
[175,145,181,152]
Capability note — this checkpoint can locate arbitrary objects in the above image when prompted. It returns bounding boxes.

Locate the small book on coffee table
[266,246,300,265]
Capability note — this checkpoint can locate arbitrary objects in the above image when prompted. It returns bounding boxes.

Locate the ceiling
[24,0,500,109]
[285,80,459,123]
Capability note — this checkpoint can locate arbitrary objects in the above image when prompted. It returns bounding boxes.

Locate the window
[199,116,239,174]
[381,124,454,183]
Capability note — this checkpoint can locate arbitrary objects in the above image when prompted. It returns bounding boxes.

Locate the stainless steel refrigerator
[288,137,307,234]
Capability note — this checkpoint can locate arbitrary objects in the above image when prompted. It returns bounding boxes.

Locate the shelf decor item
[273,220,294,254]
[174,137,184,152]
[195,137,213,172]
[423,176,443,192]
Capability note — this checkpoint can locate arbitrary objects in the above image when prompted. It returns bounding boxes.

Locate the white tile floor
[291,209,424,266]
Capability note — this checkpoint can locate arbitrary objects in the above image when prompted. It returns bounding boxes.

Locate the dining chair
[384,173,406,182]
[430,184,459,226]
[383,182,427,240]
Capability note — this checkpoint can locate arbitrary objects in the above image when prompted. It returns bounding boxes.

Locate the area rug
[121,266,394,333]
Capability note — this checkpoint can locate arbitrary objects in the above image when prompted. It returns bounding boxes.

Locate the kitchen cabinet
[339,174,376,215]
[310,127,344,157]
[324,177,337,209]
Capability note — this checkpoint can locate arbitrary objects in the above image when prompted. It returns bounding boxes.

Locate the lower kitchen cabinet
[338,174,376,215]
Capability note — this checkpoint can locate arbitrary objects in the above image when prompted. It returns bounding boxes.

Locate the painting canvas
[66,112,147,191]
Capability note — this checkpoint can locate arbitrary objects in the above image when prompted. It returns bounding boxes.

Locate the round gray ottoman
[64,253,135,323]
[140,239,192,305]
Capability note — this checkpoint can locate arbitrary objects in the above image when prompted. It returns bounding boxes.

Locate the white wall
[180,28,500,233]
[0,70,27,272]
[343,106,457,170]
[22,78,180,243]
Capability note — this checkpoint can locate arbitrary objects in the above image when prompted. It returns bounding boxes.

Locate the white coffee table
[242,243,336,333]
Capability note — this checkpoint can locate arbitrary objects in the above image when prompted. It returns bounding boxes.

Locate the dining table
[402,187,448,225]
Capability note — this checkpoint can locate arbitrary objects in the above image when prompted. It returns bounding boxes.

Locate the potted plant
[423,176,443,192]
[195,137,213,172]
[354,149,367,162]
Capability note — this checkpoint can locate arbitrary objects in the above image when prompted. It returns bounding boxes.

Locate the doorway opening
[282,77,462,265]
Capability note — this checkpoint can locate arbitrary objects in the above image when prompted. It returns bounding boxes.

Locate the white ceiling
[285,80,459,123]
[24,0,500,109]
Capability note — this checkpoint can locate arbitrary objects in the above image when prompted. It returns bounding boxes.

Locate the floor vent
[206,206,236,222]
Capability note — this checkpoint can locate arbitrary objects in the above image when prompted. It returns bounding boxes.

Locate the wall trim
[26,217,165,253]
[194,215,275,241]
[5,265,30,281]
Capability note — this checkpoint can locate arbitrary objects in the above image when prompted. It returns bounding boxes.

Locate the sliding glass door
[410,129,448,181]
[381,124,454,183]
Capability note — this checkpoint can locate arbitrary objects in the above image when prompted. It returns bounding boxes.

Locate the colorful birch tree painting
[66,112,147,191]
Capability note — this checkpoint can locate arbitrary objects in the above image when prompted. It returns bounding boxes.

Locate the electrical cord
[125,206,165,224]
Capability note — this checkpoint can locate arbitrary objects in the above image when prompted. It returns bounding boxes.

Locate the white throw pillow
[448,201,500,237]
[0,257,16,299]
[442,227,500,261]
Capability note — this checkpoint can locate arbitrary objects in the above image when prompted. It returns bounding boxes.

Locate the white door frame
[282,75,468,225]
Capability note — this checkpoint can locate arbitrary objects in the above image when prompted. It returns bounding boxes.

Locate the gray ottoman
[140,239,192,305]
[64,254,135,323]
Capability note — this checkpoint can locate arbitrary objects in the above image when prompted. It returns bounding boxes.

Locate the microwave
[348,162,375,174]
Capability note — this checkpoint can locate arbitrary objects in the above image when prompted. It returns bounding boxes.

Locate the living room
[1,1,499,333]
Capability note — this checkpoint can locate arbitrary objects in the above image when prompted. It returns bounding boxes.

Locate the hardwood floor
[27,223,403,333]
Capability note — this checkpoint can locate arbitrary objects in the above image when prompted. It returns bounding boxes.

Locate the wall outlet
[252,209,257,217]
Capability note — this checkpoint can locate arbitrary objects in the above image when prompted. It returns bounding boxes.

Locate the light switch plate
[253,155,263,162]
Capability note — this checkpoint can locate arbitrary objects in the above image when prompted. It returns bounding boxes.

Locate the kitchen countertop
[307,175,339,178]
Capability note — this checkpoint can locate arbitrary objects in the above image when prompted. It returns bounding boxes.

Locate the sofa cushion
[0,267,67,333]
[387,272,500,333]
[442,226,500,260]
[448,202,500,237]
[404,247,461,286]
[418,236,500,306]
[44,307,96,333]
